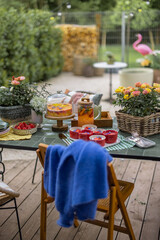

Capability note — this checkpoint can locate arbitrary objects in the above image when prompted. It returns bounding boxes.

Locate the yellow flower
[140,59,151,67]
[153,83,160,88]
[141,83,146,88]
[50,17,55,21]
[144,83,152,88]
[144,88,151,93]
[124,94,130,100]
[115,87,125,93]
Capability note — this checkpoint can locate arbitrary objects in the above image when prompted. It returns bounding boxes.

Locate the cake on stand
[45,113,75,132]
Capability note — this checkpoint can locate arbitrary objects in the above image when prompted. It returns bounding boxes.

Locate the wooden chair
[37,143,135,240]
[0,181,22,240]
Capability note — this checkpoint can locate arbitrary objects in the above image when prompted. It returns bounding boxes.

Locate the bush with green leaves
[0,8,63,85]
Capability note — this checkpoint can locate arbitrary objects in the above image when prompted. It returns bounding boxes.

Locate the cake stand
[45,114,75,132]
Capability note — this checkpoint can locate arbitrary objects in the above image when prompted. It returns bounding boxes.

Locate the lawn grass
[98,45,147,68]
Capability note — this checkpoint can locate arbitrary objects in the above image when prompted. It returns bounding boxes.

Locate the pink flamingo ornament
[133,33,152,56]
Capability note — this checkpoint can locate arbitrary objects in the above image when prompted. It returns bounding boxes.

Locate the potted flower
[0,76,51,124]
[113,82,160,136]
[140,58,151,68]
[30,96,47,127]
[148,51,160,83]
[0,76,35,123]
[105,51,115,64]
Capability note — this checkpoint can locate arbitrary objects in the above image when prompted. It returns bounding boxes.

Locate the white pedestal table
[93,62,127,102]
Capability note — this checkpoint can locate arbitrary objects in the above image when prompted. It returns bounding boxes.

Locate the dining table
[0,117,160,183]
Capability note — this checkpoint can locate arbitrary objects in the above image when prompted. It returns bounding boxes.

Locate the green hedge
[0,8,63,85]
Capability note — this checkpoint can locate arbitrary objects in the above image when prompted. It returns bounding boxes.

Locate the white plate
[69,136,121,147]
[104,138,120,148]
[70,136,79,141]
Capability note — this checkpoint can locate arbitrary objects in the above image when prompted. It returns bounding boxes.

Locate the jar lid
[47,91,66,104]
[78,97,93,105]
[48,91,66,99]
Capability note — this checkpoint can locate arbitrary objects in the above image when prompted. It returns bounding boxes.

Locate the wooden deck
[0,157,160,240]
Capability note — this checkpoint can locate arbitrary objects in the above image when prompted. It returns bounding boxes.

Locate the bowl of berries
[12,121,38,135]
[79,129,93,141]
[102,130,118,144]
[69,127,82,139]
[89,135,106,147]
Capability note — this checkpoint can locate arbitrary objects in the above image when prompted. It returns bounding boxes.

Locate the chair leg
[14,198,22,240]
[74,218,79,228]
[32,155,38,184]
[107,186,116,240]
[118,197,136,240]
[40,174,47,240]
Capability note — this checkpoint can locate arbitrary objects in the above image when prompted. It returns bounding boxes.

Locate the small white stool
[119,68,153,87]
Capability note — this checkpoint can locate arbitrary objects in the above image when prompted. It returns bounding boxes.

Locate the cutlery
[59,133,70,146]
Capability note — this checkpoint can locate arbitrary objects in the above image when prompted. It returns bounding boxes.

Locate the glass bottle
[78,97,94,127]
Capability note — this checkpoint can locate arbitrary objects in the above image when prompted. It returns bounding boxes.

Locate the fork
[59,133,70,146]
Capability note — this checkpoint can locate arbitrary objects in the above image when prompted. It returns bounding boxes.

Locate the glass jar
[47,91,66,105]
[78,97,94,127]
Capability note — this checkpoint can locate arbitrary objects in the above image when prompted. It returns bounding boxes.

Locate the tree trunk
[149,30,155,50]
[102,30,107,46]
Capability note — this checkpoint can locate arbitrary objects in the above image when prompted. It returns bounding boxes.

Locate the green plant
[0,8,63,85]
[0,76,34,106]
[0,75,51,107]
[149,51,160,69]
[30,96,47,115]
[113,82,160,117]
[105,51,115,64]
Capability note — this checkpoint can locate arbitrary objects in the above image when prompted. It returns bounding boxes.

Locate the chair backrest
[37,143,118,189]
[36,143,48,168]
[37,143,135,240]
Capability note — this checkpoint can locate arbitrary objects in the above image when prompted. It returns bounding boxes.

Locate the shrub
[0,8,63,85]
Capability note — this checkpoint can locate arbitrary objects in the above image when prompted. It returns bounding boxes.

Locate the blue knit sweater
[44,140,112,227]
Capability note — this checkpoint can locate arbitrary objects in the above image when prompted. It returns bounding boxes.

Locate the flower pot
[93,67,104,76]
[115,111,160,136]
[82,65,94,77]
[31,110,43,128]
[153,69,160,83]
[119,68,153,87]
[0,104,31,124]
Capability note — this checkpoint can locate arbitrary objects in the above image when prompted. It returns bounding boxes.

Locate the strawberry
[30,124,35,128]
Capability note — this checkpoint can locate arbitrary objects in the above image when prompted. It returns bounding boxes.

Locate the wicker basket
[115,111,160,136]
[12,122,37,136]
[0,105,31,124]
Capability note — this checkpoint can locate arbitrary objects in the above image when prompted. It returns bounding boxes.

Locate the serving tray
[71,111,113,128]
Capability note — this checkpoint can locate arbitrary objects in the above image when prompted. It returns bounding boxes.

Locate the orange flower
[126,86,135,92]
[131,91,141,96]
[142,89,150,95]
[144,83,151,88]
[11,80,20,85]
[135,82,141,87]
[124,90,131,95]
[154,88,160,93]
[141,83,146,88]
[144,88,151,93]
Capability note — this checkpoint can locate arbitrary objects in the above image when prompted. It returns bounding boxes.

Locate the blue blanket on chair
[44,140,112,227]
